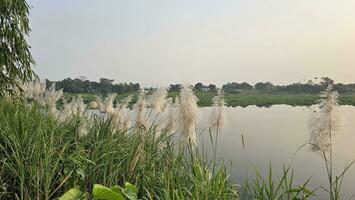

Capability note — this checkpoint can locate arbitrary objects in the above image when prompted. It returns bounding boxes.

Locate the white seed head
[162,97,178,134]
[44,83,63,114]
[96,96,105,112]
[111,96,132,133]
[104,94,116,115]
[150,87,168,113]
[178,85,199,147]
[133,89,148,128]
[118,95,132,109]
[210,89,227,130]
[309,85,341,153]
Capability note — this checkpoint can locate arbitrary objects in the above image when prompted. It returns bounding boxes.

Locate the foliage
[59,188,89,200]
[46,76,355,108]
[309,86,354,200]
[242,164,315,200]
[0,99,238,199]
[194,82,217,92]
[47,78,140,96]
[0,0,36,96]
[59,182,138,200]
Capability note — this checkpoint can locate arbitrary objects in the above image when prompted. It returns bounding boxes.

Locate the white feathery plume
[118,95,132,110]
[177,85,199,147]
[78,122,89,138]
[150,87,168,113]
[210,89,227,130]
[44,83,63,114]
[309,85,341,153]
[60,100,75,121]
[59,96,87,121]
[20,81,32,99]
[163,97,178,134]
[120,96,133,131]
[59,96,89,137]
[73,95,87,117]
[96,96,105,113]
[36,81,46,101]
[111,95,132,132]
[104,94,116,115]
[123,115,132,131]
[21,80,46,104]
[133,89,148,128]
[88,101,98,109]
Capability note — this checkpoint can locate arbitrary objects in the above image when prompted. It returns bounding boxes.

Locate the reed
[0,88,238,199]
[308,85,353,200]
[5,81,353,200]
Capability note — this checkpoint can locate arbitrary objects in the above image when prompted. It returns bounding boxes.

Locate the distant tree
[194,82,204,91]
[255,82,274,90]
[99,78,114,96]
[131,83,140,92]
[169,84,181,92]
[306,80,314,85]
[222,82,252,92]
[208,84,217,92]
[239,82,253,90]
[320,77,334,88]
[0,0,37,96]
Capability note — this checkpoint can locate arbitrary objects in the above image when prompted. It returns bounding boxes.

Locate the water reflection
[197,105,355,200]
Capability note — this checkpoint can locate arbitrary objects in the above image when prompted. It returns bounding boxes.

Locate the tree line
[47,77,355,96]
[221,77,355,94]
[46,78,140,96]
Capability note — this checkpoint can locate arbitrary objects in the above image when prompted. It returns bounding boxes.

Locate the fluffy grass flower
[44,84,63,114]
[309,85,341,152]
[134,89,148,128]
[150,87,168,113]
[210,89,227,130]
[178,85,199,147]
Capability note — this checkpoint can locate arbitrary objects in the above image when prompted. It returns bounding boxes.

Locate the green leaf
[123,182,138,200]
[59,188,85,200]
[93,184,125,200]
[110,185,123,194]
[76,168,85,179]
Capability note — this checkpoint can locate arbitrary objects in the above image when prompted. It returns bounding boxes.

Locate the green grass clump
[0,99,238,199]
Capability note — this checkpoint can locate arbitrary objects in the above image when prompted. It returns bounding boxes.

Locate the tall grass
[0,99,238,199]
[242,164,315,200]
[3,82,353,199]
[308,85,354,200]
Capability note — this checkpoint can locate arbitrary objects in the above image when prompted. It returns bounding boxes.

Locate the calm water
[198,105,355,199]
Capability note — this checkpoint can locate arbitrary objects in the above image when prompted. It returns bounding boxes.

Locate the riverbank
[67,91,355,107]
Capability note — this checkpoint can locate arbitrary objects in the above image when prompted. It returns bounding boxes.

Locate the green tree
[194,82,204,91]
[255,82,274,90]
[0,0,36,96]
[320,77,334,88]
[99,78,114,96]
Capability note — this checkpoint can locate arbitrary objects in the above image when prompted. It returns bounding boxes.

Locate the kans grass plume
[22,80,46,104]
[134,89,148,128]
[59,96,87,120]
[210,89,227,131]
[104,94,116,115]
[178,85,199,147]
[150,87,168,113]
[44,84,63,114]
[163,97,179,134]
[96,96,105,113]
[309,85,341,153]
[111,95,132,132]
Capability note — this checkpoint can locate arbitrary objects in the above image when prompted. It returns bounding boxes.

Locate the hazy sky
[28,0,355,86]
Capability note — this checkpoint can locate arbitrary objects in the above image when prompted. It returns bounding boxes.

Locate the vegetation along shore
[47,77,355,107]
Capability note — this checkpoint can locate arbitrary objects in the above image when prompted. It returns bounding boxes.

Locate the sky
[27,0,355,86]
